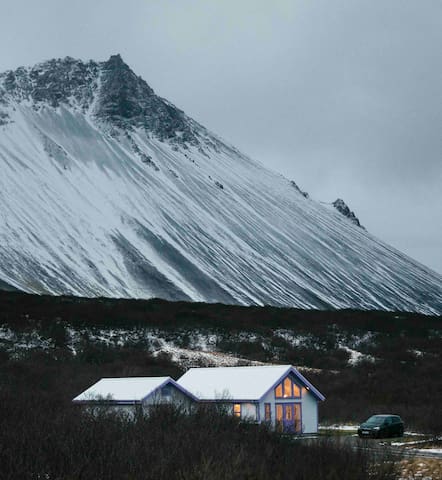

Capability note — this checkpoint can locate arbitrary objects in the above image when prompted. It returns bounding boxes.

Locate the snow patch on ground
[0,324,338,371]
[152,343,265,368]
[273,329,313,347]
[339,345,376,365]
[0,324,264,368]
[319,424,358,431]
[414,448,442,454]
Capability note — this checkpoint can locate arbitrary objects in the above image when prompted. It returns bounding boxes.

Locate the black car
[357,414,404,438]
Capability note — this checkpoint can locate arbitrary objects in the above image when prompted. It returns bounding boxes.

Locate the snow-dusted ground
[0,57,441,313]
[0,325,268,368]
[0,323,345,370]
[414,448,442,454]
[339,345,376,365]
[319,424,358,431]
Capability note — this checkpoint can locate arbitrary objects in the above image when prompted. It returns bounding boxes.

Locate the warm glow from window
[275,383,283,397]
[285,406,292,420]
[283,378,291,397]
[233,404,241,418]
[276,404,283,422]
[265,403,271,421]
[275,377,302,398]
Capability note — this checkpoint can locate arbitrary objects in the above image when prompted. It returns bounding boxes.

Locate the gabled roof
[177,365,325,402]
[73,376,197,403]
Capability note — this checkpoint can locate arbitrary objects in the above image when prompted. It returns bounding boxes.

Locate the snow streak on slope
[0,56,441,314]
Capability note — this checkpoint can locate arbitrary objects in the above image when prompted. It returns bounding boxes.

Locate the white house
[177,365,325,433]
[73,376,197,417]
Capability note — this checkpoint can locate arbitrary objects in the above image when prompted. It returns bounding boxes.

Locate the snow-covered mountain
[0,55,441,314]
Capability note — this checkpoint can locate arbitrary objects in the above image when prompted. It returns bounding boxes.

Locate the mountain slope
[0,55,441,314]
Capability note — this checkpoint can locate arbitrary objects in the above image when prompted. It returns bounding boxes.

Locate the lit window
[285,405,292,420]
[275,377,302,398]
[275,383,283,398]
[233,404,241,418]
[283,378,292,397]
[265,403,271,421]
[276,404,283,422]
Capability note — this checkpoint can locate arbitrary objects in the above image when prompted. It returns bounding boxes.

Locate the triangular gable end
[140,377,199,403]
[259,366,325,402]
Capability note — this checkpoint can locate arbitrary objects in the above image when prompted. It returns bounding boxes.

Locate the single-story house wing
[73,376,197,417]
[177,365,325,433]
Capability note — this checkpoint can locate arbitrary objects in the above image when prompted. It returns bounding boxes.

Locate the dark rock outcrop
[332,198,363,228]
[0,54,201,146]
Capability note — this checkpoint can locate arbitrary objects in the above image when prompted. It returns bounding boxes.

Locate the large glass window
[285,406,292,420]
[283,378,292,398]
[276,404,283,422]
[275,383,283,397]
[274,377,302,399]
[265,403,271,421]
[233,404,241,418]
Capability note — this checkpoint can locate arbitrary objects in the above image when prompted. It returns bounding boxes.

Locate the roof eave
[139,377,199,403]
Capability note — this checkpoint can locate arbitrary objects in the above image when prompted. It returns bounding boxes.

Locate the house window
[276,404,283,422]
[233,403,241,418]
[275,383,283,397]
[161,386,172,397]
[265,403,271,421]
[274,377,302,399]
[283,378,291,397]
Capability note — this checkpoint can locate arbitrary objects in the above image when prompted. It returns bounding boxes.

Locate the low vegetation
[0,349,400,480]
[0,291,440,478]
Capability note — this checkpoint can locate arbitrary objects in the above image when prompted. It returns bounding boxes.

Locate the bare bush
[0,352,401,480]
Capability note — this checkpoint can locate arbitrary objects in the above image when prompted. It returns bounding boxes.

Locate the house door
[276,403,301,433]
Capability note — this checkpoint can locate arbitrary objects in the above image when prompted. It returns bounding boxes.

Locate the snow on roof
[73,376,172,402]
[177,365,325,401]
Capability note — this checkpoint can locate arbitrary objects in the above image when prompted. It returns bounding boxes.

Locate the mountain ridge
[0,55,441,314]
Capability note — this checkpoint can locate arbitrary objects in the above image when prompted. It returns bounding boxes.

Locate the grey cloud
[0,0,440,272]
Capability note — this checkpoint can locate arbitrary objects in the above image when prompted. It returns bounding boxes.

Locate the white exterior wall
[300,387,318,433]
[241,402,258,421]
[218,402,258,420]
[142,384,195,413]
[83,383,195,418]
[257,379,319,433]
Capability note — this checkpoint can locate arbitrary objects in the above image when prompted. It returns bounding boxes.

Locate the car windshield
[365,415,387,425]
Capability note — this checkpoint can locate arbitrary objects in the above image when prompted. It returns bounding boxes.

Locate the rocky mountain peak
[289,180,309,198]
[0,57,99,109]
[332,198,364,228]
[0,55,201,146]
[95,55,200,146]
[106,53,125,66]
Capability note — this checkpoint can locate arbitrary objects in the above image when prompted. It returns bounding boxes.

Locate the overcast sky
[1,0,441,273]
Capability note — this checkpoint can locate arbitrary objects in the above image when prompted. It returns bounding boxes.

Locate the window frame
[274,376,302,399]
[264,403,271,422]
[161,385,172,397]
[233,403,241,418]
